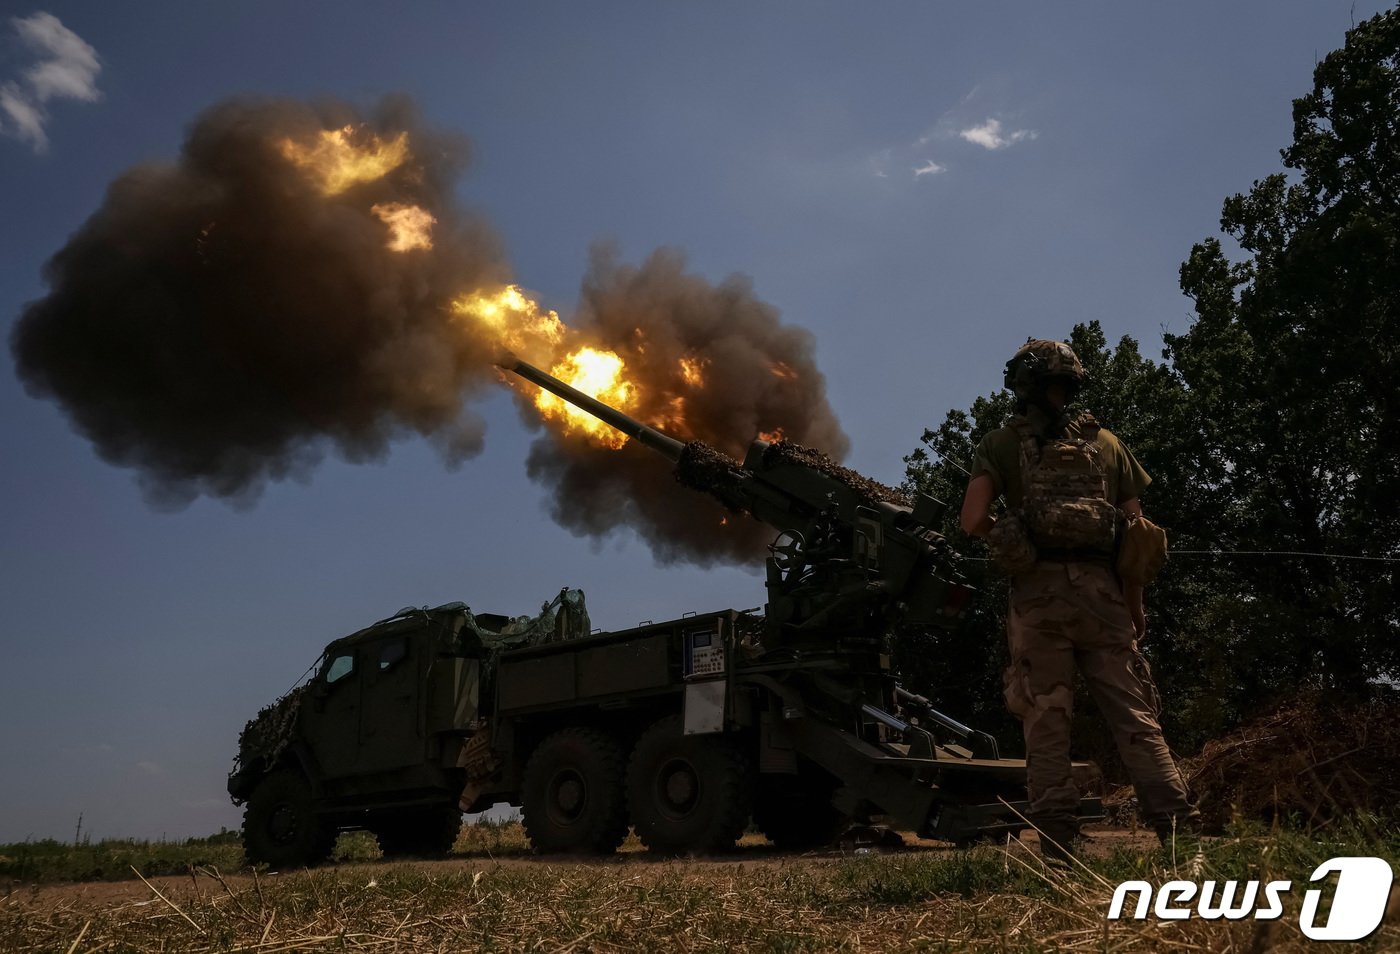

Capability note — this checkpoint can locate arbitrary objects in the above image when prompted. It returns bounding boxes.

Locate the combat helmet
[1003,339,1086,402]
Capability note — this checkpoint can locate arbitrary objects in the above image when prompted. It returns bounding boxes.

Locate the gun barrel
[504,355,686,462]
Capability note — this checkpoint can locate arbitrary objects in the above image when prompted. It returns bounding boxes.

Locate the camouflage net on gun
[763,440,910,508]
[674,439,910,512]
[675,441,748,500]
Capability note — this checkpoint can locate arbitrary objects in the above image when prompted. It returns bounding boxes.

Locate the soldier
[959,339,1197,861]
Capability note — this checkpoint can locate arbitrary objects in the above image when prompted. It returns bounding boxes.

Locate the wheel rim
[654,757,701,820]
[269,802,298,844]
[546,768,588,826]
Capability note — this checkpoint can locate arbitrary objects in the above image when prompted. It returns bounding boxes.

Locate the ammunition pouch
[987,512,1037,576]
[1116,513,1168,586]
[1024,496,1119,551]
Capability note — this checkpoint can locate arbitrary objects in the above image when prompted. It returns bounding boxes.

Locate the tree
[902,7,1400,764]
[1171,6,1400,694]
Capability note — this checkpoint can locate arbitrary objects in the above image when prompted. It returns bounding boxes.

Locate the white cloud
[958,118,1036,151]
[0,84,45,145]
[912,160,945,178]
[0,11,102,152]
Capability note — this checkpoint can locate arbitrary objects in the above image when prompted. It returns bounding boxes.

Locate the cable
[1170,549,1400,564]
[960,549,1399,565]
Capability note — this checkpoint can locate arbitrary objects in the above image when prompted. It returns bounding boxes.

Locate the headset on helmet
[1003,339,1087,401]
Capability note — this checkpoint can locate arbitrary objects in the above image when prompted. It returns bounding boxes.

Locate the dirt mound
[1179,691,1400,832]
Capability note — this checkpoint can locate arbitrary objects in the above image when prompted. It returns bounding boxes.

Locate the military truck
[229,587,1071,866]
[229,358,1104,866]
[228,590,593,866]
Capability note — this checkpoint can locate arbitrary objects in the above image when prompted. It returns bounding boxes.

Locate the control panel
[682,622,725,680]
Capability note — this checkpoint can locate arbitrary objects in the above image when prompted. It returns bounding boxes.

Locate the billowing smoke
[11,95,849,565]
[524,246,848,564]
[11,96,507,507]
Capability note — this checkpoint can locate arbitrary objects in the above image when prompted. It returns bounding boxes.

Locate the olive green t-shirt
[971,416,1151,507]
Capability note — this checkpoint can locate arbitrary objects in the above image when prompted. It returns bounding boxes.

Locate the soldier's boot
[1037,819,1081,867]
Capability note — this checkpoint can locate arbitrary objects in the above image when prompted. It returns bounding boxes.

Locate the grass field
[3,818,1397,952]
[0,818,532,887]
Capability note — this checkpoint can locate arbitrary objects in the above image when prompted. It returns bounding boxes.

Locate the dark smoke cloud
[11,96,507,507]
[525,246,849,565]
[11,95,850,567]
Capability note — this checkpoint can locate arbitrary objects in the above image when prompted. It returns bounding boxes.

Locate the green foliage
[0,831,247,885]
[899,388,1017,745]
[833,848,1025,901]
[0,818,534,886]
[902,7,1400,762]
[1170,6,1400,698]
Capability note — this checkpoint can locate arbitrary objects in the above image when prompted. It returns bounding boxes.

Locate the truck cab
[229,600,511,867]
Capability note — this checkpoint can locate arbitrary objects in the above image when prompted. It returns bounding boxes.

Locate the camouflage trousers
[1004,561,1195,834]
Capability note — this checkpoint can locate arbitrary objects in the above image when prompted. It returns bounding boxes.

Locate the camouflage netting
[469,588,591,651]
[675,438,909,513]
[764,440,909,507]
[675,440,748,499]
[1108,691,1400,832]
[234,684,310,778]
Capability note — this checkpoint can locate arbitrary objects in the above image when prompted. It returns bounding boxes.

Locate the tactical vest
[1014,413,1119,553]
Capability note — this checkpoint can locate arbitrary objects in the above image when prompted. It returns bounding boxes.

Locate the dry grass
[3,820,1397,952]
[1183,692,1400,832]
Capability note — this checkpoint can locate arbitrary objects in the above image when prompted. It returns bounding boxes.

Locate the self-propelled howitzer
[504,356,1104,844]
[506,356,973,639]
[227,359,1104,862]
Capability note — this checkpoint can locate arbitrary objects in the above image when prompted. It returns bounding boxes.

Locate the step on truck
[228,358,1103,866]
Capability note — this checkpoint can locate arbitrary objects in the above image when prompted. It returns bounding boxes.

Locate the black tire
[373,805,463,858]
[242,768,336,868]
[521,727,629,854]
[627,715,752,854]
[752,774,845,851]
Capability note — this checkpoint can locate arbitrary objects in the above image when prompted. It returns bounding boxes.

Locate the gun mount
[505,355,973,639]
[495,354,1091,845]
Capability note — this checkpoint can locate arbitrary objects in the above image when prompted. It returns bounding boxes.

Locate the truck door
[300,648,363,778]
[356,633,424,774]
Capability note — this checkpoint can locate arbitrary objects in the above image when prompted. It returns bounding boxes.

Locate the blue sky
[0,2,1385,841]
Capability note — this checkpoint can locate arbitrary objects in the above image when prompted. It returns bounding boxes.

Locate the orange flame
[769,361,797,381]
[451,285,565,367]
[679,356,704,387]
[536,348,636,448]
[758,427,785,442]
[453,286,648,448]
[279,126,408,195]
[372,202,435,251]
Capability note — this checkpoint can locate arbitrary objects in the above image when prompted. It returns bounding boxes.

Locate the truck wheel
[521,727,629,854]
[242,769,336,868]
[627,715,751,854]
[753,775,845,851]
[373,805,463,858]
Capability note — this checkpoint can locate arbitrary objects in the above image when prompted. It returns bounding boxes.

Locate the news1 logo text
[1107,857,1393,941]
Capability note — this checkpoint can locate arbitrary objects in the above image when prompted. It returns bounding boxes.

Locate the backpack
[1013,413,1119,552]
